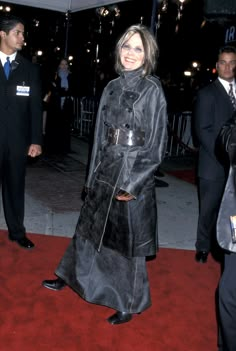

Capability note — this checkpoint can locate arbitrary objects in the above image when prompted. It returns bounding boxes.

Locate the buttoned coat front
[77,69,168,257]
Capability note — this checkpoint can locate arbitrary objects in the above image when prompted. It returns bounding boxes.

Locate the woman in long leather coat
[217,111,236,350]
[42,24,168,325]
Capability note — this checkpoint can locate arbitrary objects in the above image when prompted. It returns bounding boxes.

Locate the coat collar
[120,67,143,89]
[11,53,23,71]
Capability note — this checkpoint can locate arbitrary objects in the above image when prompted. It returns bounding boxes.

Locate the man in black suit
[194,45,236,263]
[0,15,42,249]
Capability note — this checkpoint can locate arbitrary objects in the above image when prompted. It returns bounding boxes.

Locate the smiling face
[0,22,24,55]
[120,32,145,71]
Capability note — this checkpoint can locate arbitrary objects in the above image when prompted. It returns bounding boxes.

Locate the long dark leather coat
[217,113,236,252]
[77,68,168,257]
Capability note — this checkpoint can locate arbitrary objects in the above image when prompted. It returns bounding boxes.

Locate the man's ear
[0,30,6,39]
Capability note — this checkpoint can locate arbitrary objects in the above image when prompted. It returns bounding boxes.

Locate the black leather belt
[107,127,145,146]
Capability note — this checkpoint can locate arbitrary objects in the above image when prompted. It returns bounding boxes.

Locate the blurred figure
[194,45,236,264]
[44,58,75,154]
[217,111,236,351]
[42,24,168,325]
[31,54,48,138]
[0,15,42,249]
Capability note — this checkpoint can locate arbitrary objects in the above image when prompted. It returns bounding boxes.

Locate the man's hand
[28,144,42,158]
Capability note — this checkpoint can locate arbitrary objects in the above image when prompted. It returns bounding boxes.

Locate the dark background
[0,0,235,99]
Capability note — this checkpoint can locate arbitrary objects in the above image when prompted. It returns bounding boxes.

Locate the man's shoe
[42,278,66,291]
[9,236,35,249]
[195,251,209,263]
[107,311,133,325]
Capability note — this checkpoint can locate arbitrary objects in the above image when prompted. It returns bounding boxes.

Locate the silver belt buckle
[127,130,134,146]
[114,129,120,145]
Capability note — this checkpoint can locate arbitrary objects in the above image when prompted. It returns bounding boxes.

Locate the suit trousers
[0,144,27,239]
[219,252,236,351]
[196,177,226,252]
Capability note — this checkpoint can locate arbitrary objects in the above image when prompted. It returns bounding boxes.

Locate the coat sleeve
[85,87,108,188]
[217,112,236,252]
[218,112,236,165]
[119,83,168,198]
[194,88,217,160]
[218,113,236,152]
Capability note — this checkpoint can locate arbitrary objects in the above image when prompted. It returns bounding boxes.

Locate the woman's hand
[28,144,42,157]
[115,190,134,202]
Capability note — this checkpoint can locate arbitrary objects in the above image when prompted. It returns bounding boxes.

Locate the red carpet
[0,230,220,351]
[167,168,196,185]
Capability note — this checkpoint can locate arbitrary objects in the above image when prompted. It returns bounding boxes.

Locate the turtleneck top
[120,67,144,89]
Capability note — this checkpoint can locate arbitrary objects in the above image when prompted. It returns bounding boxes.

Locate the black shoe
[42,278,66,291]
[107,311,133,325]
[154,169,165,177]
[154,178,169,187]
[9,236,35,249]
[195,251,209,263]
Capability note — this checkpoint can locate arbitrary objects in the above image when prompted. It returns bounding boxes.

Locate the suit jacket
[194,79,234,180]
[0,52,42,153]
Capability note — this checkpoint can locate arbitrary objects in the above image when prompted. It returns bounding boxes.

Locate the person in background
[44,58,75,154]
[216,110,236,351]
[194,45,236,263]
[31,54,48,138]
[0,14,42,249]
[42,24,168,325]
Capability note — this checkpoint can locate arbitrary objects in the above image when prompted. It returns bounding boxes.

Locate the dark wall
[204,0,236,17]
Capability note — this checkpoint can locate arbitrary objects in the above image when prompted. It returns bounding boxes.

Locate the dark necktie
[3,57,10,79]
[229,83,236,110]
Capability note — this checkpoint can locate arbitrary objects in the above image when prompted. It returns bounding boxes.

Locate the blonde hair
[114,24,158,76]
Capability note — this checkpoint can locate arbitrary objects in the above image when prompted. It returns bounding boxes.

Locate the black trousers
[219,252,236,351]
[196,177,226,252]
[0,145,27,239]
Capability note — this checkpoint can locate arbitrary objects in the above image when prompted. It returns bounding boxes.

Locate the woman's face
[59,59,69,70]
[120,33,145,71]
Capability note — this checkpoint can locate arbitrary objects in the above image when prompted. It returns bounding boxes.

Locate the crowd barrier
[72,97,196,157]
[166,111,197,157]
[73,96,99,138]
